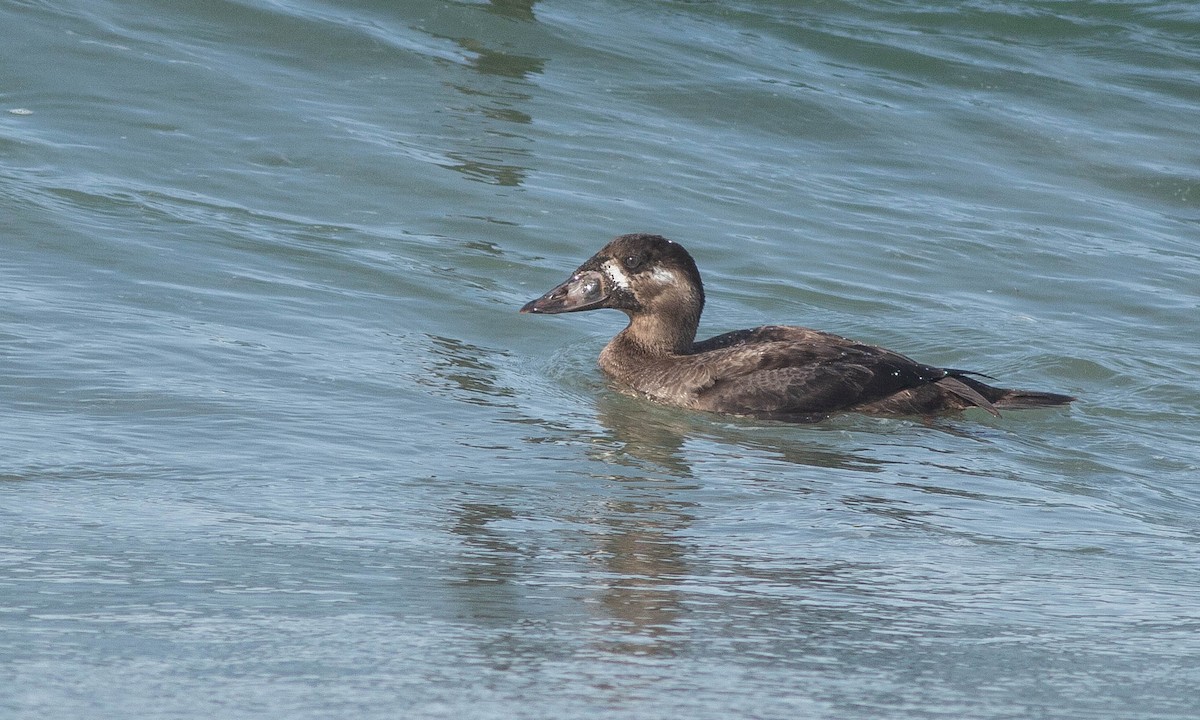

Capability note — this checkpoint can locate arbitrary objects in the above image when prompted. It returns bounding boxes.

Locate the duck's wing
[687,334,957,420]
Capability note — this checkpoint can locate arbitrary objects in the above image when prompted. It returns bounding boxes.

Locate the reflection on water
[591,394,704,477]
[441,151,528,187]
[481,0,538,23]
[421,3,543,187]
[454,38,544,81]
[590,482,695,657]
[421,333,916,657]
[593,391,888,477]
[421,334,517,408]
[446,482,696,658]
[450,502,522,589]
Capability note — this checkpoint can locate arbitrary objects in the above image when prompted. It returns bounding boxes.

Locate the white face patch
[649,266,678,285]
[601,259,632,290]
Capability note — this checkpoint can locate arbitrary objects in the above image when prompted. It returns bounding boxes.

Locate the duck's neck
[611,306,700,358]
[597,301,701,389]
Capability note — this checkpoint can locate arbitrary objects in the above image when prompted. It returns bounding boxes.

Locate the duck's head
[520,234,706,354]
[520,233,704,317]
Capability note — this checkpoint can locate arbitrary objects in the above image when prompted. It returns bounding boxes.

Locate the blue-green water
[3,1,1198,718]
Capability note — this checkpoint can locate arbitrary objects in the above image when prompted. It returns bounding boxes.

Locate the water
[3,1,1198,718]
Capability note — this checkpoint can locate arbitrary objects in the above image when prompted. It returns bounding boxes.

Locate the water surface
[3,1,1199,718]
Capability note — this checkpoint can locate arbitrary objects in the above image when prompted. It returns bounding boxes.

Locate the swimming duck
[520,233,1074,422]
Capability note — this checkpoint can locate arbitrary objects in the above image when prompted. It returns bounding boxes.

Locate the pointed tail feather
[951,373,1075,411]
[992,389,1076,409]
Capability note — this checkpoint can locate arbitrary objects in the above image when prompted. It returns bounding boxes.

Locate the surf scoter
[520,233,1074,422]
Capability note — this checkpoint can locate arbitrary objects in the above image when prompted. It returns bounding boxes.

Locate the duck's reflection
[429,331,905,661]
[593,389,888,477]
[450,502,522,588]
[427,325,898,655]
[586,479,696,656]
[575,393,896,656]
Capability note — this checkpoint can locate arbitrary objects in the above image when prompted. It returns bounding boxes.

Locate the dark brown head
[520,234,706,352]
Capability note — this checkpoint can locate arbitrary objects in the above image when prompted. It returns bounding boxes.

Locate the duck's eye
[623,254,644,271]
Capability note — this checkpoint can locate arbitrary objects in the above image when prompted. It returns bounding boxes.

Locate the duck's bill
[519,270,608,314]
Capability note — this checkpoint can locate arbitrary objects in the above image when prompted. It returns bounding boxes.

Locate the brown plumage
[520,233,1074,423]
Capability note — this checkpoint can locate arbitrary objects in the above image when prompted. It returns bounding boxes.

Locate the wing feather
[680,331,947,417]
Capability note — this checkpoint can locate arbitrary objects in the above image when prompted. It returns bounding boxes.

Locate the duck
[520,233,1074,423]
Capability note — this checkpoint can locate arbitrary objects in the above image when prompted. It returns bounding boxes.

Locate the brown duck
[521,233,1074,422]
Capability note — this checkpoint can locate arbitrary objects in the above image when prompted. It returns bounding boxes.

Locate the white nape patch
[602,259,632,289]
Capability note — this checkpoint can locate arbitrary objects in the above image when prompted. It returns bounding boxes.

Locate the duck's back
[691,326,956,419]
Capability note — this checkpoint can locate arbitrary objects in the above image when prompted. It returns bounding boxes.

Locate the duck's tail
[990,388,1077,409]
[945,370,1075,416]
